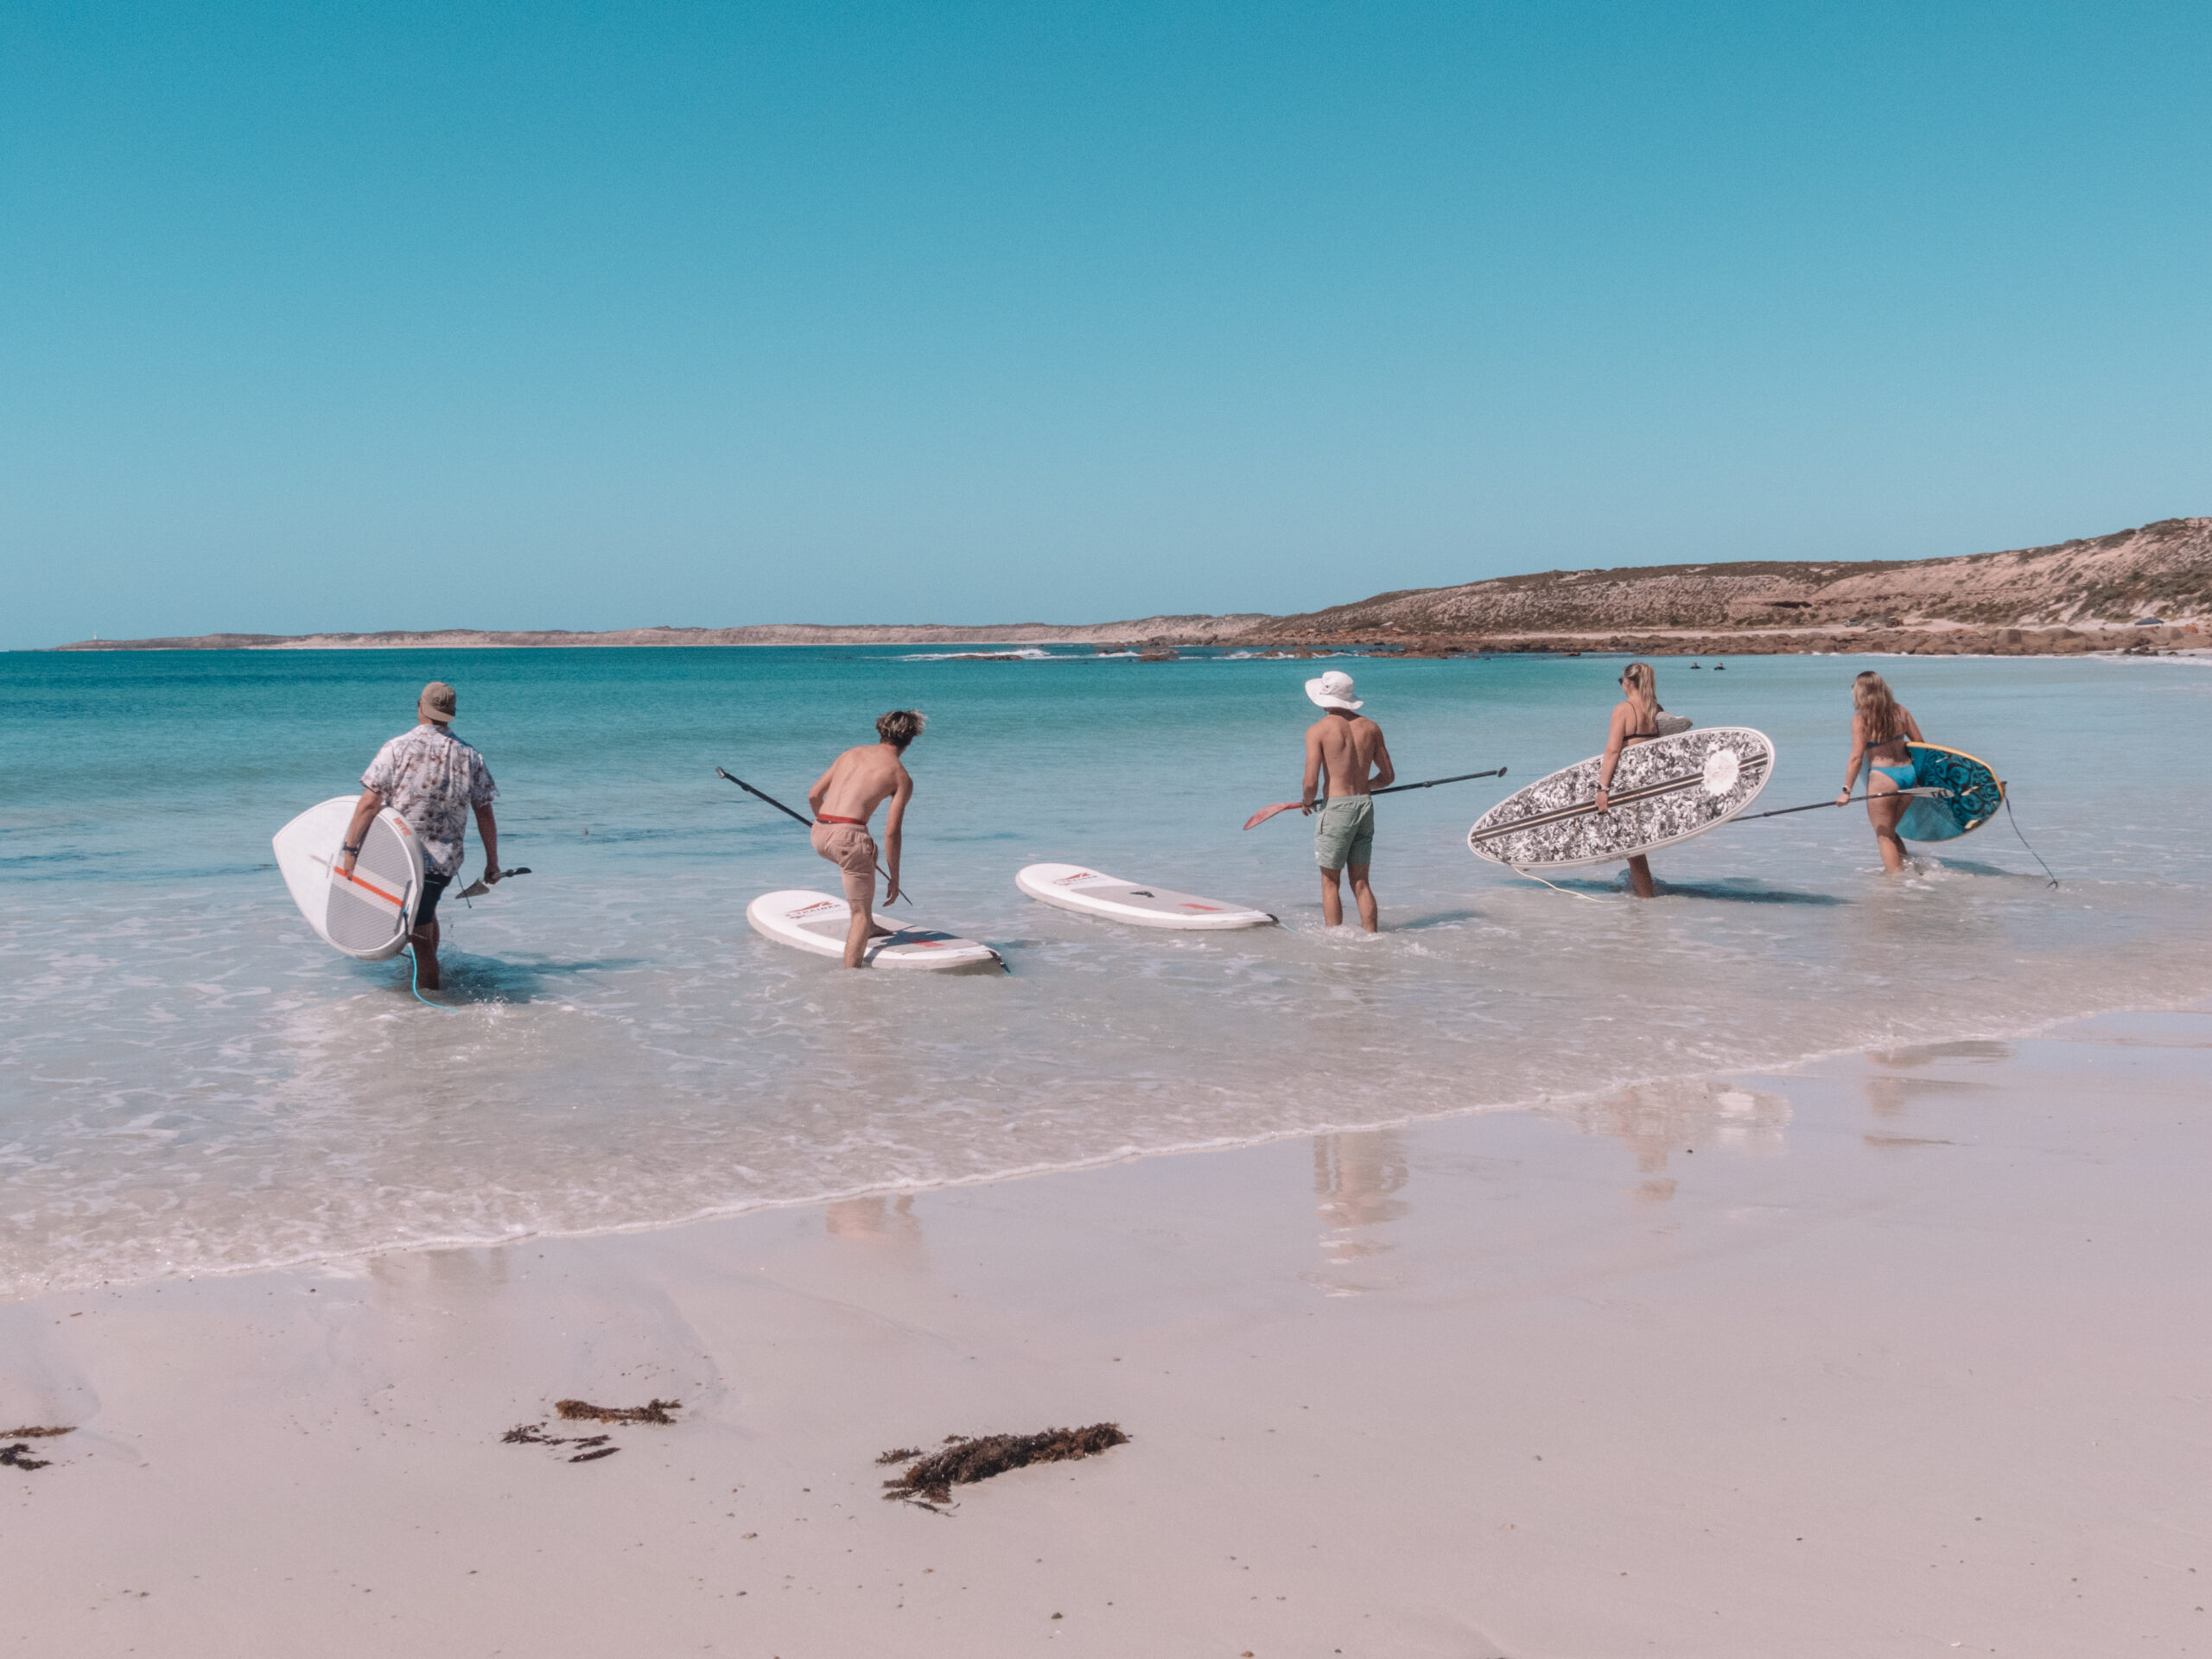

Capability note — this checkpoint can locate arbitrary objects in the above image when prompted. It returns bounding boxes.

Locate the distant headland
[50,517,2209,658]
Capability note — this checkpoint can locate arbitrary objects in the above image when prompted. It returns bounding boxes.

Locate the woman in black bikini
[1593,661,1663,899]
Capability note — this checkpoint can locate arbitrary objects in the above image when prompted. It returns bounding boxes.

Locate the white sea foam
[895,646,1068,661]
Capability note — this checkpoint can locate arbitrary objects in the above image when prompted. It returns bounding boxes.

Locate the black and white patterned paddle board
[1468,727,1777,870]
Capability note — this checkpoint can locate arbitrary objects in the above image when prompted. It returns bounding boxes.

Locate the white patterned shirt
[362,723,498,879]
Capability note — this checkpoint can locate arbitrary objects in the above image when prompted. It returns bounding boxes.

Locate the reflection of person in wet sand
[826,1193,922,1243]
[1313,1129,1409,1259]
[1579,1078,1791,1200]
[806,710,923,968]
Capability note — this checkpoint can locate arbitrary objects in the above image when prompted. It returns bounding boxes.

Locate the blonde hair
[1853,671,1903,743]
[875,709,926,749]
[1619,661,1658,721]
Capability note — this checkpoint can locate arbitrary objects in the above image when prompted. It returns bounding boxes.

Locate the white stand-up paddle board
[273,796,425,960]
[1015,863,1276,930]
[746,890,1005,972]
[1468,727,1777,870]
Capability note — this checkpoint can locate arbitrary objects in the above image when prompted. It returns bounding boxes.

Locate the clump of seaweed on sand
[880,1424,1129,1509]
[1,1426,73,1472]
[500,1399,682,1462]
[556,1398,681,1425]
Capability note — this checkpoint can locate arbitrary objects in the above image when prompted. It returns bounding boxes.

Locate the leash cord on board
[2003,794,2060,888]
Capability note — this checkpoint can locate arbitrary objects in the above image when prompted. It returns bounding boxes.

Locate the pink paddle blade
[1242,800,1305,830]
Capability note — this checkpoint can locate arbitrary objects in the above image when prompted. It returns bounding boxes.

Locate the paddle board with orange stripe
[273,796,425,961]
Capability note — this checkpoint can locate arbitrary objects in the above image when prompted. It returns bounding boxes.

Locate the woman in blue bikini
[1835,671,1925,874]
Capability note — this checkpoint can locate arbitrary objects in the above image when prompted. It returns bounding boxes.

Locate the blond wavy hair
[1853,671,1903,743]
[1619,661,1659,724]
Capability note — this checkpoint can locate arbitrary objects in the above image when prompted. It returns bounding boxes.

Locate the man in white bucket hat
[1299,669,1395,931]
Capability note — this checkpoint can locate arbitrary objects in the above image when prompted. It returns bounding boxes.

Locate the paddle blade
[1243,800,1305,830]
[457,866,531,899]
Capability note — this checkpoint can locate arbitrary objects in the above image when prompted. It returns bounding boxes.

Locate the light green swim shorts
[1313,795,1375,871]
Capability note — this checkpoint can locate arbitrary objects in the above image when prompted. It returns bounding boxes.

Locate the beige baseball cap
[419,682,458,722]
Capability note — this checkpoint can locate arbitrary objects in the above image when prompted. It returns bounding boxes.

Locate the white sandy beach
[6,1006,2208,1657]
[13,6,2212,1657]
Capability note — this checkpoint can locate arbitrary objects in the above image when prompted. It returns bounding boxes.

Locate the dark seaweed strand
[553,1397,681,1424]
[881,1424,1130,1504]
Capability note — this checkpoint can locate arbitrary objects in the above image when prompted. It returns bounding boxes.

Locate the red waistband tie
[816,814,866,826]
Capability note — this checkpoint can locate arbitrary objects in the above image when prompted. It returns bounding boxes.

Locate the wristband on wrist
[341,842,363,854]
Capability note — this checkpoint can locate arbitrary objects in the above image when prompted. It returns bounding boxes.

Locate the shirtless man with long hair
[1836,671,1925,874]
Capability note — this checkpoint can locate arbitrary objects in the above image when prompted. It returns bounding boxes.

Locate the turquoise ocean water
[4,645,2209,1296]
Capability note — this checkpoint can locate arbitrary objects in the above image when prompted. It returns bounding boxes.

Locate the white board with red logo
[745,890,1005,972]
[1015,862,1276,931]
[272,795,425,961]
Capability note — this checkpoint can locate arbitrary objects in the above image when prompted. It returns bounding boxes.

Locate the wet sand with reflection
[6,1007,2209,1657]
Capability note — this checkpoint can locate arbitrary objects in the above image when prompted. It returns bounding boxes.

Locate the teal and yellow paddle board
[1897,743,2005,842]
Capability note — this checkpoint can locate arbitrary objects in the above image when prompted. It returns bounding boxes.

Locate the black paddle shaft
[715,767,816,829]
[1735,787,1949,823]
[1311,766,1508,805]
[715,766,912,904]
[1370,766,1507,798]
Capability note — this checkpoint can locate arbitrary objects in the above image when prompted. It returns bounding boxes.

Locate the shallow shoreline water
[4,646,2209,1297]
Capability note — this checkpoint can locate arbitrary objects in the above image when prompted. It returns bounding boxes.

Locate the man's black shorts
[415,870,454,927]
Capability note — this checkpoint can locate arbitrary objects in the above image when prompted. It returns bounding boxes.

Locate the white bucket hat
[1305,669,1363,711]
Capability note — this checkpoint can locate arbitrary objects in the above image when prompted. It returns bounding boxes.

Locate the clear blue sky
[3,1,2206,648]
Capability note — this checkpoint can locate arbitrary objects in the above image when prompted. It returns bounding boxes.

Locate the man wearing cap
[1300,670,1395,931]
[339,682,499,990]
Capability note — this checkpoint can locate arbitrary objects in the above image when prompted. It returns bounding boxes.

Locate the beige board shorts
[810,821,879,910]
[1313,794,1375,871]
